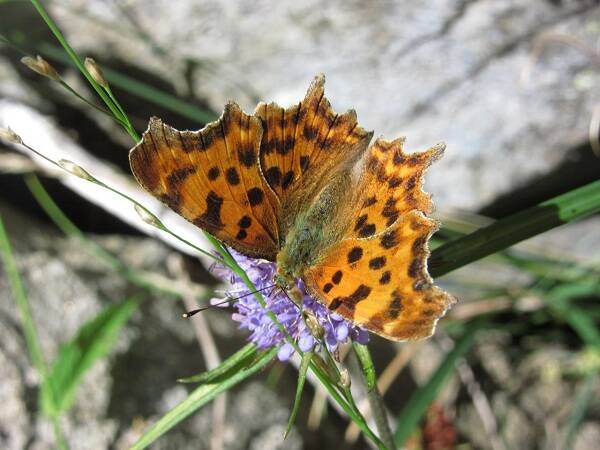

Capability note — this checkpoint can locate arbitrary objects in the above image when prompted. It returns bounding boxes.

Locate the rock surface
[48,0,600,210]
[0,203,302,450]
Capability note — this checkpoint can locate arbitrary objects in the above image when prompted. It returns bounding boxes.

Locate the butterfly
[129,75,455,341]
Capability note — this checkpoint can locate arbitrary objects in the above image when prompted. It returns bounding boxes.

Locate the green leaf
[393,319,484,447]
[41,297,139,416]
[131,347,278,450]
[0,215,69,449]
[285,350,313,438]
[547,281,600,347]
[430,180,600,277]
[177,344,257,383]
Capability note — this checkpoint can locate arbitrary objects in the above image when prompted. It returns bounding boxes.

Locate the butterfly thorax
[276,170,353,280]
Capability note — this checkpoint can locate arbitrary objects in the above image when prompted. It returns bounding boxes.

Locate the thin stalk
[430,180,600,277]
[39,43,217,124]
[59,81,129,126]
[207,236,384,447]
[0,34,125,126]
[24,174,207,300]
[29,0,137,141]
[354,344,395,450]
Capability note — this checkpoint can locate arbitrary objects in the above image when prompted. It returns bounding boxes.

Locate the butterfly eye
[273,273,290,290]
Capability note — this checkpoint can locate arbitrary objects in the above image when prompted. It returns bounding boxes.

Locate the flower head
[210,249,369,361]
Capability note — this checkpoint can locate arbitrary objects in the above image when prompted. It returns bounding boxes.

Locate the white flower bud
[339,368,351,389]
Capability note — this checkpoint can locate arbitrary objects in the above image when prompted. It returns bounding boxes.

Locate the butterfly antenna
[183,284,276,318]
[280,287,302,312]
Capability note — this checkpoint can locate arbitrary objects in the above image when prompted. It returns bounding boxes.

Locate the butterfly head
[273,265,294,291]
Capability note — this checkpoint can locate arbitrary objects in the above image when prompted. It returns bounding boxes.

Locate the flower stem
[354,343,396,450]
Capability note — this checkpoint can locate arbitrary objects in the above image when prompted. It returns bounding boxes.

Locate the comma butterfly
[129,75,455,341]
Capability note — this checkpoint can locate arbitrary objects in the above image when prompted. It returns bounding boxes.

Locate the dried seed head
[57,159,95,181]
[21,55,60,81]
[339,368,351,389]
[134,204,163,228]
[84,57,109,89]
[0,126,23,145]
[303,310,324,339]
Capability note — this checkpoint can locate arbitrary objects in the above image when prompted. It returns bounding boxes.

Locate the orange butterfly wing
[254,75,372,233]
[304,140,455,340]
[129,103,280,260]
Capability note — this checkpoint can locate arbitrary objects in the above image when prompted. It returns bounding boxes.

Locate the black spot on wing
[363,196,377,207]
[226,167,240,185]
[281,171,294,190]
[300,156,310,173]
[369,256,386,270]
[389,290,403,319]
[247,187,264,206]
[265,166,282,187]
[332,270,343,284]
[207,166,220,181]
[238,216,252,228]
[238,144,256,167]
[328,284,372,312]
[380,229,398,249]
[358,223,376,238]
[347,247,363,264]
[379,271,391,285]
[194,190,224,234]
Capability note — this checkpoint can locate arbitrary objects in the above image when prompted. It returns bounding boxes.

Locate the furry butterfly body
[129,75,455,341]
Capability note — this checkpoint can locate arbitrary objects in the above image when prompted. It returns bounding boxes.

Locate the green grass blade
[430,180,600,277]
[177,344,257,383]
[29,0,132,135]
[0,214,68,449]
[130,347,278,450]
[25,174,211,299]
[354,343,395,449]
[285,350,313,438]
[40,296,140,416]
[393,319,484,447]
[547,281,600,347]
[39,43,217,124]
[0,214,48,385]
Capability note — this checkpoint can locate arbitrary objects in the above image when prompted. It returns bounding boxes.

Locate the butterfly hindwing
[129,103,280,260]
[304,210,455,341]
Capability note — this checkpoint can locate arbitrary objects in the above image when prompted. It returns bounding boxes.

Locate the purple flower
[210,249,369,361]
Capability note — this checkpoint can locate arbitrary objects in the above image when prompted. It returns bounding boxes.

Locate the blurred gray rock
[0,203,301,450]
[49,0,600,210]
[454,334,600,450]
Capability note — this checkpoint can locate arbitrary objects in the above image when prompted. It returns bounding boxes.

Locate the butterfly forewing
[254,75,373,233]
[129,104,280,260]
